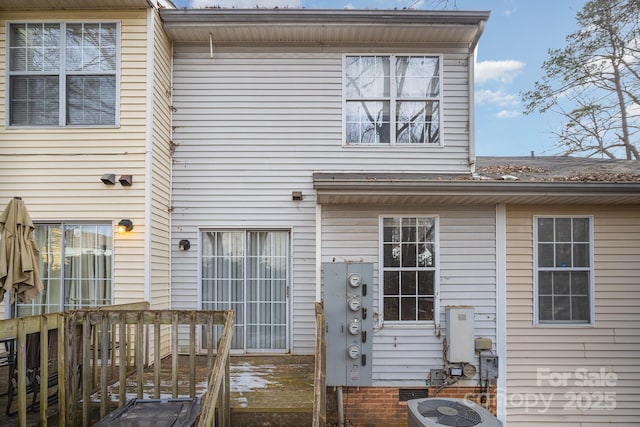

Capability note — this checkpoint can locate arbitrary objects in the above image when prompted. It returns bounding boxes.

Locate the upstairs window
[8,22,118,127]
[345,55,441,145]
[535,217,594,324]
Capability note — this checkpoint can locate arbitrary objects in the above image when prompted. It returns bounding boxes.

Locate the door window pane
[202,230,289,352]
[17,223,112,316]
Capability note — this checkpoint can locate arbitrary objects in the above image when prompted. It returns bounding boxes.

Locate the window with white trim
[345,55,441,145]
[382,217,437,322]
[17,223,113,316]
[8,22,118,127]
[535,217,593,324]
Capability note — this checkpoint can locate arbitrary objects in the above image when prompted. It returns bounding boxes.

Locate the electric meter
[348,319,361,335]
[348,296,361,311]
[347,343,361,359]
[348,273,362,288]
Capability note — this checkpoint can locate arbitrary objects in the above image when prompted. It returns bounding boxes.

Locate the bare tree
[522,0,640,159]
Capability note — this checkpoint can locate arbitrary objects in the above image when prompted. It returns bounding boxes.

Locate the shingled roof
[314,156,640,206]
[475,156,640,182]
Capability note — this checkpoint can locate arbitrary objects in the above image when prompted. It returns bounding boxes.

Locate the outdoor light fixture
[291,191,303,201]
[101,173,116,185]
[119,175,133,186]
[179,239,191,251]
[117,219,134,233]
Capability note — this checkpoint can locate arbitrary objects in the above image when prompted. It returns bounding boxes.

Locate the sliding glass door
[17,223,113,316]
[201,230,289,352]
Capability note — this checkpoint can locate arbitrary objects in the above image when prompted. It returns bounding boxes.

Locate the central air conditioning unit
[407,398,502,427]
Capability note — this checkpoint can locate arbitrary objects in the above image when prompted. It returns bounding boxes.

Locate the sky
[172,0,589,157]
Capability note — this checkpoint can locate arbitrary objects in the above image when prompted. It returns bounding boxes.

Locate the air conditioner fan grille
[416,399,483,427]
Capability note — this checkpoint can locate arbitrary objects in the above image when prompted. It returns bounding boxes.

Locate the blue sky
[173,0,588,157]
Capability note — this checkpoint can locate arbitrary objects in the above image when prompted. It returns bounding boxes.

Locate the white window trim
[533,215,595,327]
[197,228,292,354]
[378,214,440,327]
[341,53,444,148]
[15,221,115,315]
[6,20,121,129]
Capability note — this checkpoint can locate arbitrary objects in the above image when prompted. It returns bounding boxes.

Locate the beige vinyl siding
[506,205,640,426]
[170,44,473,353]
[321,205,496,385]
[149,8,173,310]
[0,9,150,315]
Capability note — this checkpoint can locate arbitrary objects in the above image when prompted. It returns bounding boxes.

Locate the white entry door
[201,230,289,352]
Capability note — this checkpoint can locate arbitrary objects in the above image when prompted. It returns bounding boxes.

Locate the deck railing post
[57,314,66,427]
[39,315,49,426]
[16,317,26,427]
[118,312,127,407]
[82,312,91,427]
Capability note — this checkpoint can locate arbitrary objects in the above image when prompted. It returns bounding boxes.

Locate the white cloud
[191,0,301,7]
[476,89,519,107]
[475,60,525,84]
[496,110,521,119]
[344,3,355,9]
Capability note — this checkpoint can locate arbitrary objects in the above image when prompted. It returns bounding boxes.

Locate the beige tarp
[0,197,43,304]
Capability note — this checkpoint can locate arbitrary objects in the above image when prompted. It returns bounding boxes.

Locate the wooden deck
[0,303,326,426]
[0,354,315,427]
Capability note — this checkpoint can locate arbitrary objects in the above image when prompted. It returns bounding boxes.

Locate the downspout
[468,19,486,174]
[337,386,345,427]
[315,203,322,303]
[144,5,156,304]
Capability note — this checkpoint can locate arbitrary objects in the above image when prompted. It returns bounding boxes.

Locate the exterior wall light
[101,174,116,185]
[179,239,191,251]
[117,219,134,233]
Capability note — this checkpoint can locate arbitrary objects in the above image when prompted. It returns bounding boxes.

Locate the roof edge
[313,173,640,196]
[160,8,491,26]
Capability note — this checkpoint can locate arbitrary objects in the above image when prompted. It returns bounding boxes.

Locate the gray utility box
[323,263,373,387]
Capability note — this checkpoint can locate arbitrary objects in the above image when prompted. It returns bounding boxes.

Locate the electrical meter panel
[323,263,373,387]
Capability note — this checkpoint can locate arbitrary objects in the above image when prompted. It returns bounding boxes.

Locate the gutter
[313,174,640,194]
[159,9,491,26]
[313,175,640,205]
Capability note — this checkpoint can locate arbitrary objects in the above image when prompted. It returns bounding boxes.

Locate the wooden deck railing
[313,302,326,427]
[0,303,233,427]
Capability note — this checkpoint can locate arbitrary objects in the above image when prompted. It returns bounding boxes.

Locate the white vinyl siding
[0,9,152,318]
[149,8,172,310]
[321,205,496,385]
[506,205,640,426]
[170,45,473,354]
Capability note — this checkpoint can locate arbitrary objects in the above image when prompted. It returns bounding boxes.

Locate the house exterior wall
[0,8,159,315]
[148,8,173,310]
[506,204,640,425]
[321,204,496,385]
[169,44,474,354]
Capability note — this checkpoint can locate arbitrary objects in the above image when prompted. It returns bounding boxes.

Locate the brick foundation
[326,385,497,427]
